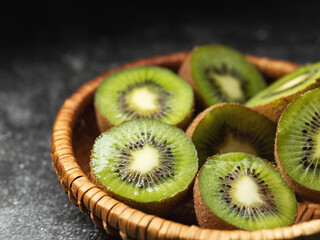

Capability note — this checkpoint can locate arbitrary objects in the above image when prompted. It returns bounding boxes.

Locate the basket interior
[72,99,320,227]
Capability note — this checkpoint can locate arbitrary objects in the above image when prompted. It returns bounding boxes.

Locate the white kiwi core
[272,73,309,93]
[220,134,258,156]
[213,74,244,100]
[231,175,264,206]
[129,87,158,111]
[130,145,159,173]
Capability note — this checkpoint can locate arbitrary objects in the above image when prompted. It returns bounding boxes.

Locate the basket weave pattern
[51,51,320,239]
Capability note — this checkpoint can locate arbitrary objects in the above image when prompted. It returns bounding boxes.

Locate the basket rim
[51,50,320,240]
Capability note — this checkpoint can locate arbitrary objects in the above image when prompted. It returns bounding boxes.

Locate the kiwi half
[194,152,297,230]
[186,103,276,167]
[246,62,320,122]
[95,66,194,132]
[275,87,320,203]
[90,118,198,216]
[178,44,265,108]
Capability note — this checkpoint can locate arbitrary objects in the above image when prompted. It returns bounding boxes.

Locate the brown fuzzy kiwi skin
[94,102,114,132]
[88,125,197,217]
[275,99,320,203]
[175,100,195,130]
[249,80,320,123]
[94,94,195,133]
[186,102,231,139]
[178,52,207,111]
[193,173,238,230]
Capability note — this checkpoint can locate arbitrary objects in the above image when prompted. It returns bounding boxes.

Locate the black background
[0,4,320,240]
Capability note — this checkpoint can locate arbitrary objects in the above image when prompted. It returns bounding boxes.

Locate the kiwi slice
[194,152,297,230]
[275,87,320,203]
[95,66,194,132]
[90,118,198,216]
[246,62,320,122]
[186,103,276,167]
[178,44,265,108]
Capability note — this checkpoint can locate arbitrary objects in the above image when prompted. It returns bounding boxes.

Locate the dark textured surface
[1,5,320,240]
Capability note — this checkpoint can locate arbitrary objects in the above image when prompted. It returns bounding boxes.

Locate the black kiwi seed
[298,112,320,169]
[117,80,171,119]
[112,132,176,188]
[204,63,248,103]
[218,165,278,217]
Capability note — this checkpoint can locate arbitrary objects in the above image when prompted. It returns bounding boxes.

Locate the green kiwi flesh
[190,45,265,106]
[276,88,320,201]
[246,62,320,107]
[95,66,193,129]
[90,118,198,214]
[187,103,276,167]
[195,152,297,230]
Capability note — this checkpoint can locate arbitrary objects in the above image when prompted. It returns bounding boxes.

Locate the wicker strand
[87,190,106,228]
[261,229,277,239]
[124,211,147,239]
[100,198,121,236]
[245,54,299,79]
[164,222,183,240]
[144,217,166,240]
[135,214,158,240]
[55,156,76,178]
[156,220,174,240]
[295,203,308,223]
[78,186,101,215]
[118,208,138,240]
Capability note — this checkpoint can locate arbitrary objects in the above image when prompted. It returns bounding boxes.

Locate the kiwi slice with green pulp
[90,118,198,216]
[95,66,194,132]
[194,152,297,230]
[186,103,276,168]
[275,87,320,203]
[178,45,265,108]
[246,62,320,122]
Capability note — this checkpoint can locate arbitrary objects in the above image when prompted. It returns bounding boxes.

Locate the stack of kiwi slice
[90,44,320,231]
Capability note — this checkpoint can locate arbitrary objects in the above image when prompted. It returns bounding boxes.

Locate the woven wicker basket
[51,51,320,240]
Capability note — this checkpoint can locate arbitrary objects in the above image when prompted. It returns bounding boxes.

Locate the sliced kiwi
[95,66,194,132]
[275,87,320,203]
[186,103,276,168]
[90,118,198,216]
[178,44,265,108]
[246,62,320,122]
[194,152,297,230]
